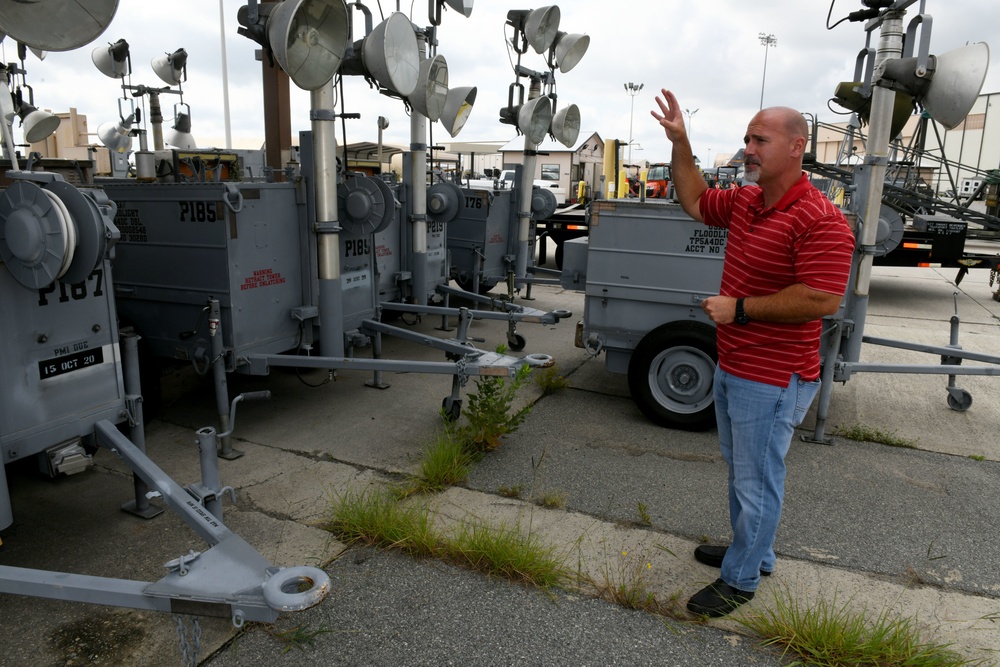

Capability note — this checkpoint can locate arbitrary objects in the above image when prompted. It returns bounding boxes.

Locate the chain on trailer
[559,0,1000,441]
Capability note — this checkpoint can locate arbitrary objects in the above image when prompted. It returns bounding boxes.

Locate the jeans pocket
[793,378,821,427]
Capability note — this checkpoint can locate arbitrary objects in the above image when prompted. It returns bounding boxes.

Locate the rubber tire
[554,241,564,271]
[507,333,526,352]
[947,389,972,412]
[627,321,717,431]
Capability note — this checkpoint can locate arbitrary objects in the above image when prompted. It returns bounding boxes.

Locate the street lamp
[683,107,698,162]
[759,33,777,110]
[624,81,643,166]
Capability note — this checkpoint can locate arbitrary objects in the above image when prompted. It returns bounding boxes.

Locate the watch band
[735,297,750,325]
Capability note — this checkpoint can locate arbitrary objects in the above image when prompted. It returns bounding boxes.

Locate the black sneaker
[687,578,755,618]
[694,545,772,576]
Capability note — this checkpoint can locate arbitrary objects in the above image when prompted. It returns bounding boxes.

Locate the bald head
[742,106,809,193]
[757,106,808,143]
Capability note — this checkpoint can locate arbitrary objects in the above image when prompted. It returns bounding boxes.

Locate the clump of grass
[969,454,985,462]
[498,483,523,498]
[737,587,984,667]
[535,365,570,395]
[449,519,568,588]
[833,422,918,448]
[589,546,681,618]
[325,488,438,556]
[325,490,568,590]
[536,489,567,509]
[395,430,474,498]
[269,624,334,654]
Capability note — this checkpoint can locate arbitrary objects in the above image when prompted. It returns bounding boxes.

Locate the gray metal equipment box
[104,182,311,370]
[578,199,725,373]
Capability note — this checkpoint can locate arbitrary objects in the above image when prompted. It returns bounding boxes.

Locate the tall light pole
[684,107,698,163]
[759,33,777,110]
[624,82,643,167]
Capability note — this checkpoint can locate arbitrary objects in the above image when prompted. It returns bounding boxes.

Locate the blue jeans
[713,367,820,592]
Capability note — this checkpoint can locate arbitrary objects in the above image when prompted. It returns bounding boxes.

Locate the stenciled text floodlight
[152,48,188,86]
[92,38,130,79]
[16,102,60,143]
[97,113,134,154]
[877,42,990,130]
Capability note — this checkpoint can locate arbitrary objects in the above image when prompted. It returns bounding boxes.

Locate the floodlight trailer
[560,0,1000,441]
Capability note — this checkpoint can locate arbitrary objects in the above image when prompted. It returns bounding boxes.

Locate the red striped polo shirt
[699,174,855,386]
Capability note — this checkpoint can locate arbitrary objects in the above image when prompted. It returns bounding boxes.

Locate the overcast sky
[5,0,999,167]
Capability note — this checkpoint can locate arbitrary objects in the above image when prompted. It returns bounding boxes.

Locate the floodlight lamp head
[550,102,580,147]
[833,80,913,137]
[152,48,188,86]
[877,42,989,130]
[441,85,476,137]
[266,0,350,90]
[92,38,130,78]
[361,12,420,96]
[98,113,135,154]
[165,104,195,149]
[442,0,473,18]
[517,95,552,144]
[16,102,60,143]
[552,31,589,73]
[0,0,119,51]
[408,54,449,121]
[524,6,560,54]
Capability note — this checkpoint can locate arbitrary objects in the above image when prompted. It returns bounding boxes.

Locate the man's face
[742,111,800,187]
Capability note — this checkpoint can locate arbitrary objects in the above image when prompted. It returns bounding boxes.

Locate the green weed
[534,365,570,395]
[737,586,985,667]
[833,422,918,448]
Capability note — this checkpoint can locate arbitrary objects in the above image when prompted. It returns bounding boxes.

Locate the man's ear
[791,136,806,158]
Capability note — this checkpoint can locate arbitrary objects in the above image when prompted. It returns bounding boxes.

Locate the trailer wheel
[627,322,717,431]
[442,397,462,422]
[946,388,972,412]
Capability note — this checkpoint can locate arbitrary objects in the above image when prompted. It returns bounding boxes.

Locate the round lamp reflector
[268,0,350,91]
[362,12,420,96]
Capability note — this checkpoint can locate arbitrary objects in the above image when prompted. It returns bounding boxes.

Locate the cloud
[3,0,997,165]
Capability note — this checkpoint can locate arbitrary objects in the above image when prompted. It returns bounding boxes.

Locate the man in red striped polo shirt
[651,89,855,617]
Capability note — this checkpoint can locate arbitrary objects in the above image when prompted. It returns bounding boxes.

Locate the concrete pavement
[1,260,1000,666]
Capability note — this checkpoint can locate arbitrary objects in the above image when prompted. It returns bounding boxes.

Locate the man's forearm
[671,137,708,222]
[743,284,843,323]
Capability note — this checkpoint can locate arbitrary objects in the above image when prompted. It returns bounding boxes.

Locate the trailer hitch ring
[261,566,331,612]
[524,353,554,368]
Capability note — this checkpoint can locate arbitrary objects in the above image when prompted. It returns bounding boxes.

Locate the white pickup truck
[466,169,568,205]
